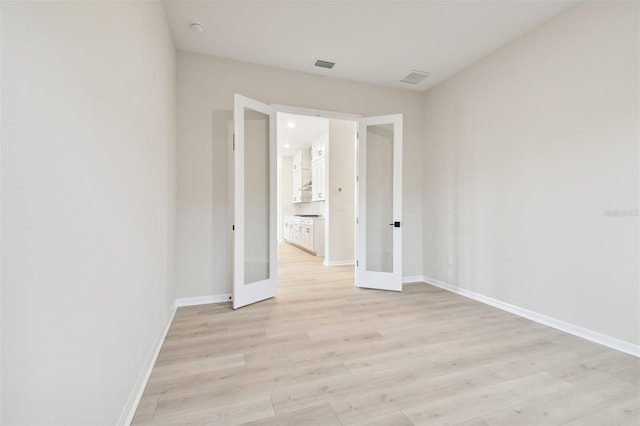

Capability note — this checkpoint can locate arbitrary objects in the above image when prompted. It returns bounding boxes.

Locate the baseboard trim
[325,260,355,267]
[120,293,232,423]
[421,275,639,358]
[118,302,177,425]
[175,294,232,307]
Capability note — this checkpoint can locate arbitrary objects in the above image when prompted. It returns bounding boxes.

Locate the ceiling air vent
[314,59,335,69]
[401,70,430,84]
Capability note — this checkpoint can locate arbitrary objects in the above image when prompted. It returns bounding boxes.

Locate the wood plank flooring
[133,243,639,425]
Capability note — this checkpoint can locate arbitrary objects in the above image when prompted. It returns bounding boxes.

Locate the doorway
[232,95,403,309]
[276,111,358,269]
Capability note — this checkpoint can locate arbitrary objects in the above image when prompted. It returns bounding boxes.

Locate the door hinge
[356,260,359,266]
[233,134,235,151]
[356,217,359,224]
[232,225,235,231]
[357,132,359,140]
[356,175,359,182]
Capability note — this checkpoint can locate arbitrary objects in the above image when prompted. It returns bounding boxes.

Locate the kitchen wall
[278,156,296,240]
[327,119,357,265]
[1,1,176,424]
[176,51,424,299]
[423,1,639,346]
[295,201,326,217]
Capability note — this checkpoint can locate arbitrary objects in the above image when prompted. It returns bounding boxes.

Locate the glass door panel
[233,94,276,308]
[366,123,394,273]
[243,108,270,284]
[356,114,403,291]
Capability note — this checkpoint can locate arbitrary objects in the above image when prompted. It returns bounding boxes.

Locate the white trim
[419,276,639,358]
[272,104,361,121]
[325,260,355,267]
[175,294,232,307]
[118,303,177,425]
[122,293,233,422]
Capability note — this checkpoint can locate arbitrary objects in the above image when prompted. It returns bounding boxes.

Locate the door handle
[388,221,401,228]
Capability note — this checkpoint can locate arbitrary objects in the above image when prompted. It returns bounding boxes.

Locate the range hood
[299,180,312,191]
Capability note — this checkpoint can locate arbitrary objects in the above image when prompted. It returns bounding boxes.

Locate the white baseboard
[419,275,639,358]
[120,294,232,423]
[175,294,232,307]
[118,303,177,425]
[325,259,355,267]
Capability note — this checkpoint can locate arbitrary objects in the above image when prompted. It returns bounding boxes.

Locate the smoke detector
[190,22,206,32]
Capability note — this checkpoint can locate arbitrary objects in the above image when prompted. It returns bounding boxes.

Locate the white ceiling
[277,113,328,157]
[164,0,578,91]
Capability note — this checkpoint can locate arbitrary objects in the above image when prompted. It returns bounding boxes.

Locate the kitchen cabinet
[283,217,293,241]
[292,148,311,203]
[311,157,326,201]
[311,137,326,162]
[283,215,324,255]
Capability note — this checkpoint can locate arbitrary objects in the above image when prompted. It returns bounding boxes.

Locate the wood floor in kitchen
[133,243,639,425]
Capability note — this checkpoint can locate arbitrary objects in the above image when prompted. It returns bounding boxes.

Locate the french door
[356,114,403,291]
[232,94,277,309]
[233,95,403,307]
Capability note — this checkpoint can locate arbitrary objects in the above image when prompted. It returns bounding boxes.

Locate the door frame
[272,104,361,268]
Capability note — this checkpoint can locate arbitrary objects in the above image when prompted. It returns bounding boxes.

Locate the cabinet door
[303,226,311,249]
[292,168,301,203]
[317,158,326,201]
[311,161,318,201]
[311,158,326,201]
[307,225,314,250]
[293,151,302,169]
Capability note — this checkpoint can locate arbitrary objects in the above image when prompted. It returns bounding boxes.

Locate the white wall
[176,52,423,298]
[327,119,357,265]
[423,1,639,346]
[1,2,176,424]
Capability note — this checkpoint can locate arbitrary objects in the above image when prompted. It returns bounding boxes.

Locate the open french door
[232,94,277,309]
[356,114,403,291]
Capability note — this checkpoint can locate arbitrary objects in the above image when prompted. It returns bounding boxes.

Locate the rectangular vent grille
[314,59,335,69]
[401,71,430,84]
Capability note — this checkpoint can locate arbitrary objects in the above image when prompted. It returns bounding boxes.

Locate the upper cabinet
[293,147,310,171]
[311,157,326,201]
[311,135,327,162]
[292,148,311,203]
[311,134,327,202]
[291,133,327,203]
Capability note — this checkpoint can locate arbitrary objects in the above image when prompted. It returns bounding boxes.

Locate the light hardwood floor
[133,243,639,425]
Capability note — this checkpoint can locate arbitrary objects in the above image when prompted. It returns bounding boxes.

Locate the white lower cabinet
[283,215,324,256]
[283,217,292,241]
